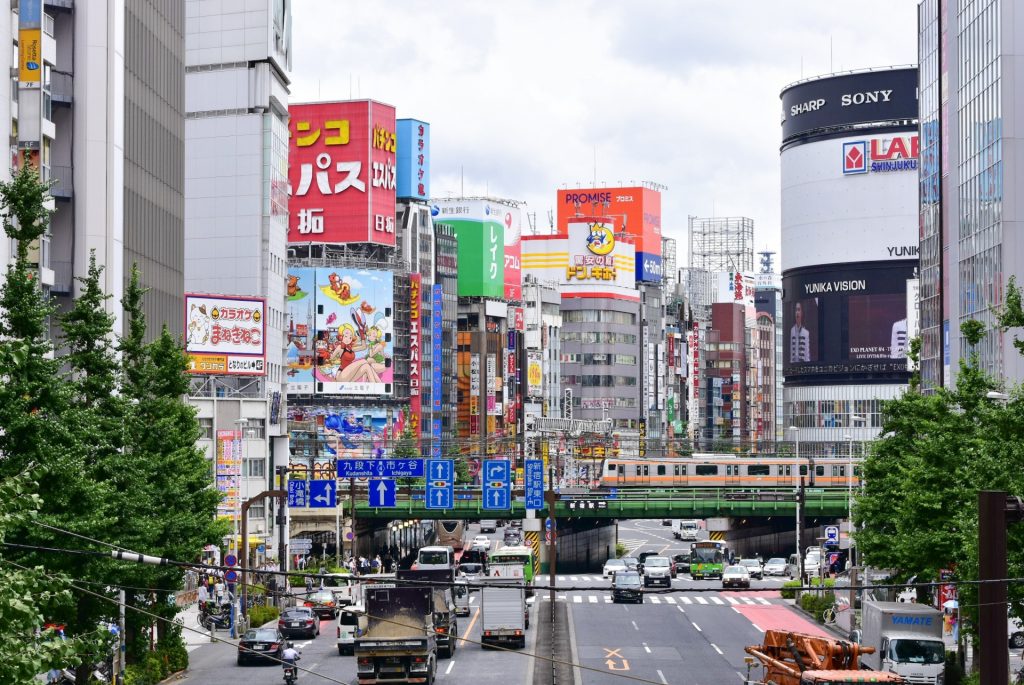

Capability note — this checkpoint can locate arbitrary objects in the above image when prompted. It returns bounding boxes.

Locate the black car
[672,554,691,574]
[304,589,339,619]
[237,627,285,665]
[612,571,643,604]
[278,607,320,639]
[637,551,660,566]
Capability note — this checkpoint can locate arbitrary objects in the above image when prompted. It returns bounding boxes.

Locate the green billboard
[433,199,505,298]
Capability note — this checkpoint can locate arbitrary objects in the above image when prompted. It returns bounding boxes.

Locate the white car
[722,565,751,589]
[471,535,491,550]
[642,556,672,587]
[763,558,789,577]
[602,558,627,579]
[738,558,763,580]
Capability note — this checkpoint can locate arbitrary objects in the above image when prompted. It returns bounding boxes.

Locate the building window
[245,458,265,479]
[198,417,214,440]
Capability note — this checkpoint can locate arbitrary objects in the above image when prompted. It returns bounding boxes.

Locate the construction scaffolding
[688,216,755,273]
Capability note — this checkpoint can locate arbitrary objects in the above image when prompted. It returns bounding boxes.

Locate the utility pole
[545,462,558,624]
[978,491,1024,685]
[241,488,286,618]
[275,465,289,602]
[797,477,805,585]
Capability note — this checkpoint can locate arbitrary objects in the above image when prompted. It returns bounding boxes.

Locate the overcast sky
[289,1,919,267]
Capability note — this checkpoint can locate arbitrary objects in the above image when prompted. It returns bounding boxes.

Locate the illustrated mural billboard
[286,267,394,395]
[184,294,266,376]
[287,407,405,483]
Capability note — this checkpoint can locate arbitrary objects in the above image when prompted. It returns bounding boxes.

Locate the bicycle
[823,603,850,626]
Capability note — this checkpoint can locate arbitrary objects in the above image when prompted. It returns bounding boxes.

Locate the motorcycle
[283,657,300,685]
[199,607,231,631]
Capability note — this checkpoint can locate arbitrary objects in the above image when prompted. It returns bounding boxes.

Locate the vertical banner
[408,274,422,447]
[18,0,42,86]
[431,284,443,458]
[216,430,241,521]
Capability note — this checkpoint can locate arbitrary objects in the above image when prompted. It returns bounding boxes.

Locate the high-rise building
[183,0,292,556]
[779,67,919,455]
[918,0,1023,388]
[755,262,783,450]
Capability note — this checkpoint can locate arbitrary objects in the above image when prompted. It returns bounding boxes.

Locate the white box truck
[859,600,945,684]
[673,520,700,541]
[480,586,526,649]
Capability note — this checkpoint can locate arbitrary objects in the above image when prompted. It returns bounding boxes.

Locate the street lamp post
[788,425,801,582]
[848,414,866,567]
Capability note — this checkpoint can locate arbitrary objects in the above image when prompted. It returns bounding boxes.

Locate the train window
[641,465,649,476]
[747,464,770,476]
[673,465,680,476]
[656,465,666,476]
[607,462,617,473]
[799,465,808,476]
[617,464,624,474]
[695,465,718,476]
[681,465,687,476]
[784,465,792,476]
[815,465,825,476]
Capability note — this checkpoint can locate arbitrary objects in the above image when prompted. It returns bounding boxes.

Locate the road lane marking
[657,670,668,684]
[589,596,598,604]
[742,597,755,604]
[752,623,764,632]
[573,595,582,603]
[469,595,476,603]
[696,597,708,605]
[757,598,771,605]
[604,595,612,603]
[643,642,651,653]
[711,597,724,605]
[570,576,578,581]
[691,622,702,632]
[732,607,741,614]
[445,660,456,675]
[681,597,692,604]
[631,620,639,631]
[711,643,723,655]
[458,607,479,647]
[666,597,676,604]
[678,606,686,614]
[650,597,661,604]
[726,596,739,605]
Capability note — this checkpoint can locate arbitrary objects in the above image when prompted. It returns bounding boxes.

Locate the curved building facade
[780,67,919,455]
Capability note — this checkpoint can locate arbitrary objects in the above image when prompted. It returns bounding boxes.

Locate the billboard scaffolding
[688,216,754,273]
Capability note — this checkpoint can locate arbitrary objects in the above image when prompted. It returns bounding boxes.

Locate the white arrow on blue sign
[309,479,336,508]
[482,459,511,510]
[425,459,455,511]
[369,479,396,508]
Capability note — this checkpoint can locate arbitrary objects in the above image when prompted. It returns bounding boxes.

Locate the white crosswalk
[567,593,772,606]
[555,574,786,585]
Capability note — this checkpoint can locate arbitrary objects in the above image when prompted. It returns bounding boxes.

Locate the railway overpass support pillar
[538,518,616,574]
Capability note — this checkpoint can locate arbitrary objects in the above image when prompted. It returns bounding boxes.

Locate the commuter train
[596,456,861,489]
[434,520,466,551]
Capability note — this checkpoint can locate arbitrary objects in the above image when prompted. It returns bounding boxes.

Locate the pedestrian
[305,575,313,593]
[214,579,226,608]
[197,583,209,614]
[370,556,380,573]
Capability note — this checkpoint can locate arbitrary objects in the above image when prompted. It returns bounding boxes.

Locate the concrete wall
[540,520,617,573]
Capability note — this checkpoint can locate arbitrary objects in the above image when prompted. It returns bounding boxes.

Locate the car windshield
[605,559,626,568]
[244,628,279,641]
[282,609,312,619]
[323,575,354,587]
[622,557,638,566]
[725,566,747,574]
[615,574,641,588]
[459,563,482,574]
[646,558,669,567]
[418,551,449,564]
[889,639,946,665]
[740,559,759,567]
[767,558,785,565]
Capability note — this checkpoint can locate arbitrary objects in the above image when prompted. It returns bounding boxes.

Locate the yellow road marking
[458,606,480,647]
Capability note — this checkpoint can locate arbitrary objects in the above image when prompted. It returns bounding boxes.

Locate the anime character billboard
[285,268,316,394]
[313,268,394,395]
[288,407,405,482]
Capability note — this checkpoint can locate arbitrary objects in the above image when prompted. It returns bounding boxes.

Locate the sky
[289,1,919,268]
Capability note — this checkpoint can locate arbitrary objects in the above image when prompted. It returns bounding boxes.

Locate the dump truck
[354,586,436,685]
[396,568,458,659]
[745,630,906,685]
[858,600,945,684]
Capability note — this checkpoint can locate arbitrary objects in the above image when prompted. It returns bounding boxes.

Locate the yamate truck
[858,600,944,684]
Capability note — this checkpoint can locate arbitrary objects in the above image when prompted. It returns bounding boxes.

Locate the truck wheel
[1013,632,1024,649]
[519,636,527,649]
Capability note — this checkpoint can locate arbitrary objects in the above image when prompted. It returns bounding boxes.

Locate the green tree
[0,470,109,685]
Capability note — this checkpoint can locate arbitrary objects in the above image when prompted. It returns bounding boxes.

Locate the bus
[488,545,535,594]
[434,520,466,551]
[690,541,726,580]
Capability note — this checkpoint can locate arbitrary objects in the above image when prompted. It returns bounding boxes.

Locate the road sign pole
[335,484,341,569]
[240,489,286,617]
[546,462,558,626]
[277,466,288,598]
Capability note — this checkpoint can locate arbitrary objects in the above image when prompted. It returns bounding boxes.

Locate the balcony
[49,164,72,199]
[45,0,74,9]
[50,70,72,106]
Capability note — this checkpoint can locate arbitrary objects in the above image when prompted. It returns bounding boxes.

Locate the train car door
[724,462,742,486]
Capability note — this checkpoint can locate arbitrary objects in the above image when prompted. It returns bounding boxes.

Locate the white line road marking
[573,596,582,603]
[732,607,741,614]
[726,596,739,604]
[691,622,702,632]
[588,596,597,604]
[711,643,723,655]
[604,595,612,603]
[469,596,476,603]
[657,670,668,684]
[752,623,764,632]
[557,576,566,581]
[570,576,578,581]
[711,597,724,605]
[631,620,639,630]
[742,597,755,604]
[696,597,708,605]
[666,597,676,604]
[678,606,686,614]
[643,643,652,653]
[445,660,455,675]
[757,598,771,605]
[681,597,693,604]
[650,597,661,604]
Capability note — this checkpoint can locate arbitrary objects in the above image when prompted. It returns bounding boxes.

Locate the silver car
[763,557,789,577]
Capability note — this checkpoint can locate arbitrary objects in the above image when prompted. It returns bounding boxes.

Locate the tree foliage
[856,319,1024,640]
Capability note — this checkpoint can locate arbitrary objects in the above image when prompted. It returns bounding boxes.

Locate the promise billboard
[289,100,397,245]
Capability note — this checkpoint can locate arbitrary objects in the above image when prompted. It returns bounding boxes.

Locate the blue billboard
[397,119,430,201]
[636,251,663,283]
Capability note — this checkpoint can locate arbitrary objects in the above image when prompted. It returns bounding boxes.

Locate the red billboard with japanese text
[289,100,397,245]
[408,273,422,446]
[556,186,662,256]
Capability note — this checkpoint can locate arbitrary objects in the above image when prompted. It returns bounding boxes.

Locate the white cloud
[290,0,919,267]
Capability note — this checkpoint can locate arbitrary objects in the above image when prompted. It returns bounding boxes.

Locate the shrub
[158,641,189,674]
[141,651,167,684]
[248,605,280,628]
[799,591,835,623]
[780,580,801,600]
[615,543,627,558]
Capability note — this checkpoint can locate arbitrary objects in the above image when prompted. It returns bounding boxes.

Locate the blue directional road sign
[483,459,511,510]
[369,479,396,508]
[524,459,544,510]
[426,459,455,510]
[287,479,309,507]
[309,479,336,508]
[338,459,425,479]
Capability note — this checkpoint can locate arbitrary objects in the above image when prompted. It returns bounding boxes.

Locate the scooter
[202,608,231,631]
[283,656,300,685]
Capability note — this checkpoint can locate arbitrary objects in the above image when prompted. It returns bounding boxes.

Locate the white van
[322,573,360,606]
[453,579,470,617]
[336,604,367,655]
[414,545,455,571]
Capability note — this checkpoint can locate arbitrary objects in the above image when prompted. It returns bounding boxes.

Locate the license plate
[290,622,301,627]
[254,643,266,650]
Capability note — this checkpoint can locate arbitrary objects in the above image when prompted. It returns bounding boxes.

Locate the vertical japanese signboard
[408,273,422,445]
[216,430,241,521]
[431,284,444,457]
[289,100,397,245]
[432,199,507,298]
[396,119,430,201]
[18,0,41,86]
